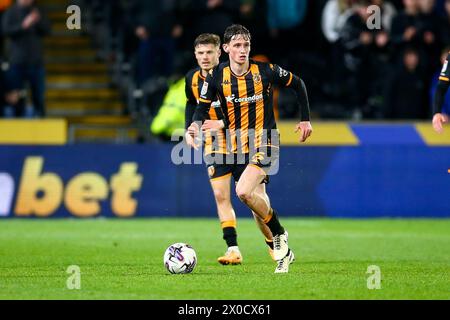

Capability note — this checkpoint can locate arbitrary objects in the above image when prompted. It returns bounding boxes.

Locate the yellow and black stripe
[219,61,281,153]
[189,70,219,120]
[194,60,302,155]
[186,68,227,154]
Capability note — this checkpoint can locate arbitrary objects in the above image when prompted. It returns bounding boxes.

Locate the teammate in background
[188,25,313,273]
[184,34,275,266]
[432,51,450,133]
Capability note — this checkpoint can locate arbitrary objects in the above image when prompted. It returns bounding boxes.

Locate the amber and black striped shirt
[185,67,227,154]
[193,60,310,154]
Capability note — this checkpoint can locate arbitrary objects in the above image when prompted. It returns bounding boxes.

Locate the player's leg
[235,165,270,218]
[209,172,242,265]
[252,183,275,260]
[236,165,290,266]
[253,181,295,274]
[232,164,274,259]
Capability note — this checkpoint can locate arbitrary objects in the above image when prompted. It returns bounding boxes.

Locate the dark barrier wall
[0,144,449,218]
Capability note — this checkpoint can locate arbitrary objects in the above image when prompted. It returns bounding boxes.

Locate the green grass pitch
[0,218,449,300]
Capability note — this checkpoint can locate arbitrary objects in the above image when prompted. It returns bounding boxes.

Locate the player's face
[194,44,221,72]
[223,35,251,65]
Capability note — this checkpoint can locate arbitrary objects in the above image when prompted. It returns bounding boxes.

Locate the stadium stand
[1,0,449,143]
[26,0,138,142]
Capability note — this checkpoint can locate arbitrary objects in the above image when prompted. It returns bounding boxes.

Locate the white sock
[228,246,240,252]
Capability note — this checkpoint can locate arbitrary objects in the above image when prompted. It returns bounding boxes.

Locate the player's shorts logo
[251,152,266,165]
[208,166,215,178]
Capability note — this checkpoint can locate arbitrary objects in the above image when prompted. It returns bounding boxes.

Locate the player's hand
[295,121,313,143]
[185,132,200,150]
[188,122,200,138]
[201,120,224,133]
[432,113,448,133]
[187,123,201,150]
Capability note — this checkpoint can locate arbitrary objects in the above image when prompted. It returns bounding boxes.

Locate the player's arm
[184,75,201,149]
[185,75,197,130]
[192,71,217,123]
[432,53,450,133]
[270,64,312,142]
[201,102,228,133]
[191,69,227,134]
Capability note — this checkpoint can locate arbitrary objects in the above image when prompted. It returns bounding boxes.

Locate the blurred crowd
[322,0,450,119]
[0,0,449,122]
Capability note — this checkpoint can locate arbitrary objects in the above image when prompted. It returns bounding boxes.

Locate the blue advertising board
[0,144,449,218]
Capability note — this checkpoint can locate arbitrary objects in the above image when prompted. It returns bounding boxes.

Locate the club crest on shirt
[253,73,262,83]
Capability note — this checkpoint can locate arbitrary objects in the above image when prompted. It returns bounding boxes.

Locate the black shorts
[205,146,279,183]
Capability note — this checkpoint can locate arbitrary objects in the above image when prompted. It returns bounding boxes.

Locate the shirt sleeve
[192,69,219,123]
[270,64,295,87]
[185,74,198,130]
[269,64,311,121]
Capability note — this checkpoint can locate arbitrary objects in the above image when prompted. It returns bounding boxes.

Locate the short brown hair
[194,33,221,48]
[224,24,251,44]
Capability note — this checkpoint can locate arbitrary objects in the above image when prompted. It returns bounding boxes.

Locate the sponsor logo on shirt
[225,94,263,104]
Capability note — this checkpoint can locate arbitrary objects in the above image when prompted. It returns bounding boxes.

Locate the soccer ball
[163,243,197,274]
